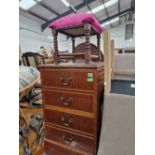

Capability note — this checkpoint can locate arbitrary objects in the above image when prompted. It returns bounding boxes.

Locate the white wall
[19,13,103,53]
[19,14,51,53]
[109,22,135,48]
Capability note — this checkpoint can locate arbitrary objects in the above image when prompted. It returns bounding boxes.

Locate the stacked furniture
[39,13,104,155]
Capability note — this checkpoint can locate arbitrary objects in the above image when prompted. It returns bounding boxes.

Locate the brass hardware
[62,134,73,144]
[60,97,73,106]
[60,76,72,86]
[59,72,72,86]
[61,115,72,127]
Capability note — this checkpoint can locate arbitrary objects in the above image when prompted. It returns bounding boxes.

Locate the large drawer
[45,125,94,154]
[41,70,95,91]
[44,109,94,134]
[43,89,94,113]
[44,140,91,155]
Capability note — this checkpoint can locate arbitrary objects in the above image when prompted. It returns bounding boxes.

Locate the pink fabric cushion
[49,13,104,33]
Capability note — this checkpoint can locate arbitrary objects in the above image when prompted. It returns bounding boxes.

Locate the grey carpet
[98,93,135,155]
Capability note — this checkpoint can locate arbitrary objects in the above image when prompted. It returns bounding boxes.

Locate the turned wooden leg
[84,22,91,64]
[52,29,59,64]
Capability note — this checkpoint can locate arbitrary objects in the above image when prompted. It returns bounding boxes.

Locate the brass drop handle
[62,134,73,144]
[60,97,72,106]
[61,116,72,127]
[59,76,72,86]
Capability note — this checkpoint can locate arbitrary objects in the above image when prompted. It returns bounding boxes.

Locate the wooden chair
[22,52,45,69]
[74,43,104,61]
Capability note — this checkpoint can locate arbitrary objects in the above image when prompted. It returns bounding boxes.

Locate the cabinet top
[39,62,104,69]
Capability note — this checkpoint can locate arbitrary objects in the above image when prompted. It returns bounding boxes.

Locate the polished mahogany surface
[45,109,94,134]
[43,89,94,112]
[45,125,94,153]
[44,141,87,155]
[41,70,95,90]
[39,62,104,155]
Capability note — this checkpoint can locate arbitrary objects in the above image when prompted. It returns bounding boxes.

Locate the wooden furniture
[22,52,45,68]
[52,28,102,63]
[49,14,103,64]
[40,63,104,155]
[19,77,40,101]
[112,45,135,80]
[39,13,104,155]
[103,31,111,94]
[74,43,103,61]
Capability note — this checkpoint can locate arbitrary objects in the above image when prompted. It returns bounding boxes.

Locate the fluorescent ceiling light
[61,0,70,7]
[101,17,119,27]
[87,0,118,14]
[19,0,37,10]
[35,0,42,2]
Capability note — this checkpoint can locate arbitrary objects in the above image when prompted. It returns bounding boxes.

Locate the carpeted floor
[111,80,135,96]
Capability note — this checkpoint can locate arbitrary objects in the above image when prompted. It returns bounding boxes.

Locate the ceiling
[19,0,135,31]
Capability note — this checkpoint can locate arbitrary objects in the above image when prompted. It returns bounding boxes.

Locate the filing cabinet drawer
[44,141,91,155]
[45,125,94,154]
[41,70,95,91]
[43,89,94,113]
[45,109,94,134]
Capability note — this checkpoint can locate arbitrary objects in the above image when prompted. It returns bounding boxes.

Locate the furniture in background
[22,52,45,69]
[74,43,104,61]
[19,66,40,118]
[114,48,135,54]
[39,13,104,155]
[22,52,45,104]
[114,54,135,80]
[19,66,44,155]
[44,55,54,64]
[111,47,135,81]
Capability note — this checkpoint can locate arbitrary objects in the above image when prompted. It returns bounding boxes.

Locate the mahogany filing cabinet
[39,62,104,155]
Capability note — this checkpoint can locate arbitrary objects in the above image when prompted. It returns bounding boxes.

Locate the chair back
[22,52,45,68]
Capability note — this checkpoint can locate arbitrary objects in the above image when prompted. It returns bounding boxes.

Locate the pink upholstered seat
[49,13,104,33]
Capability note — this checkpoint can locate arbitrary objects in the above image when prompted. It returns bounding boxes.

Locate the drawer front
[41,70,95,90]
[44,141,86,155]
[45,125,94,154]
[45,109,94,134]
[43,89,94,113]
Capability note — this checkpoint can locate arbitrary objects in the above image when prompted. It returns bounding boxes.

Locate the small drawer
[41,70,95,91]
[44,109,94,134]
[44,140,86,155]
[45,125,94,154]
[43,89,94,113]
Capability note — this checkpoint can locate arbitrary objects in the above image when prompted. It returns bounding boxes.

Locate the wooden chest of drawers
[39,62,104,155]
